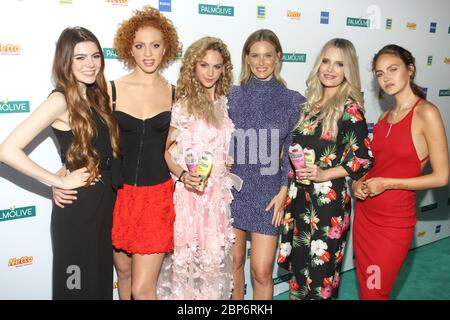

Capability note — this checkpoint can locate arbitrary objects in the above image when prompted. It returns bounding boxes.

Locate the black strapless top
[50,90,114,173]
[110,81,174,186]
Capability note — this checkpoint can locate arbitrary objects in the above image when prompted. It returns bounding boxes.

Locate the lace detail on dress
[157,96,236,299]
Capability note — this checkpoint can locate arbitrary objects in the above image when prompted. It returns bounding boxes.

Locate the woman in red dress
[352,44,449,300]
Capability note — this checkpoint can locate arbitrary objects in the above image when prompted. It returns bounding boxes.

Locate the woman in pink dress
[157,37,235,299]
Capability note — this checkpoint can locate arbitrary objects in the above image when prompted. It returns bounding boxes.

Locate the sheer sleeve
[170,101,190,131]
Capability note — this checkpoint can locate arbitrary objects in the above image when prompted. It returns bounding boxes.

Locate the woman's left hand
[225,158,233,172]
[266,187,288,227]
[363,177,388,197]
[296,165,328,183]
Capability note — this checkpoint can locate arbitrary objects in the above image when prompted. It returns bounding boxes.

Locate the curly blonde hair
[176,37,233,127]
[114,6,178,70]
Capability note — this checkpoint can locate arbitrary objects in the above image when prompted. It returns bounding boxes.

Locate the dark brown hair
[372,44,426,99]
[52,26,120,184]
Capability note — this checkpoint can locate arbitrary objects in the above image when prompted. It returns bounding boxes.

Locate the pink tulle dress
[157,96,236,300]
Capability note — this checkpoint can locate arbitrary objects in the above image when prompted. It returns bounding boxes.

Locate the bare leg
[250,233,278,300]
[131,253,165,300]
[113,249,132,300]
[231,228,247,300]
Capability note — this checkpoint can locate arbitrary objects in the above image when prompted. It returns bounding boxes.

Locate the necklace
[385,97,415,138]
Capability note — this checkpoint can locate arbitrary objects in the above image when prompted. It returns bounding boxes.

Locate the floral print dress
[278,98,373,300]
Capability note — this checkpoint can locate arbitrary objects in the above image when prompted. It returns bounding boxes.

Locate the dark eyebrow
[375,63,399,73]
[386,64,399,68]
[74,51,100,57]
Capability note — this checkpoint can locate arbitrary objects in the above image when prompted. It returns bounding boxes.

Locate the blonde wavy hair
[298,38,363,140]
[52,27,120,185]
[176,37,233,127]
[240,29,286,86]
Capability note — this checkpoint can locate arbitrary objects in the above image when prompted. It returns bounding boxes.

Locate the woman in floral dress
[278,38,373,300]
[157,37,235,299]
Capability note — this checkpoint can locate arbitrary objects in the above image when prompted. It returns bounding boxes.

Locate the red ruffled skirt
[112,179,175,254]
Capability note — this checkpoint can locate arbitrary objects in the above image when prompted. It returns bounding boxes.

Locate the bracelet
[177,170,187,184]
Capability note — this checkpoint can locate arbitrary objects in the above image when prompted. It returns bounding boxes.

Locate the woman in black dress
[0,27,120,299]
[277,39,373,299]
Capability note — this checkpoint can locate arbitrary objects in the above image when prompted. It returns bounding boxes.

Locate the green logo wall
[103,48,118,59]
[0,101,30,114]
[347,17,370,28]
[198,4,234,16]
[0,206,36,222]
[282,53,307,63]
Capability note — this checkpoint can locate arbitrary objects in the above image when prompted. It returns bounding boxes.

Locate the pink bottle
[288,143,305,182]
[185,148,198,172]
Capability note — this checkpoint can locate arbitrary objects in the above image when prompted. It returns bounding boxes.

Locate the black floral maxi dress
[278,98,373,300]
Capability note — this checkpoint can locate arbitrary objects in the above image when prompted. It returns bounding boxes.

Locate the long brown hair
[176,37,233,127]
[52,27,120,184]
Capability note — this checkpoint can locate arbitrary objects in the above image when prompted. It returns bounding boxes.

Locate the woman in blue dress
[228,29,305,299]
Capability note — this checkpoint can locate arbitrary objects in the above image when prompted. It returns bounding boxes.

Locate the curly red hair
[114,6,178,70]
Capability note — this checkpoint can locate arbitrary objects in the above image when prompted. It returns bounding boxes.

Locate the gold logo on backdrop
[417,231,426,237]
[0,43,21,54]
[287,10,301,19]
[406,22,417,30]
[106,0,129,5]
[8,256,33,267]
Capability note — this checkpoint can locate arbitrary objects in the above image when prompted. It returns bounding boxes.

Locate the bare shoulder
[415,100,442,123]
[45,91,67,112]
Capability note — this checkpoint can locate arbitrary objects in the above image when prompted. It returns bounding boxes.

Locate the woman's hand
[59,167,90,190]
[52,166,77,208]
[296,164,328,183]
[181,171,201,190]
[53,187,78,208]
[363,177,388,197]
[225,158,234,173]
[266,187,288,227]
[352,179,368,200]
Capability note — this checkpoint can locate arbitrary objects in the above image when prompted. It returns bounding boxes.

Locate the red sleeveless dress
[353,98,427,299]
